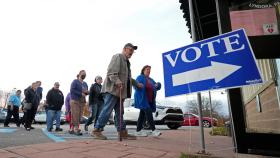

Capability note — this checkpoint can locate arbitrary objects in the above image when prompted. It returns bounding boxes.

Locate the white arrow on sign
[172,61,242,86]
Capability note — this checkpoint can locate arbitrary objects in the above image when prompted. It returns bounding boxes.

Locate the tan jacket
[101,53,136,99]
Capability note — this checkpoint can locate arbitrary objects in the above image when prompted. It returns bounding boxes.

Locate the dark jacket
[46,88,64,111]
[89,83,103,105]
[24,87,40,107]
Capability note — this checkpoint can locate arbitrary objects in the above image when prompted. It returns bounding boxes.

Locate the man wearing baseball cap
[91,43,143,140]
[124,43,138,50]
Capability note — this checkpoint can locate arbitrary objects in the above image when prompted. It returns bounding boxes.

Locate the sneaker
[151,130,161,137]
[84,125,88,131]
[134,131,148,137]
[30,126,35,129]
[47,128,52,132]
[4,125,9,127]
[91,128,107,140]
[55,127,63,132]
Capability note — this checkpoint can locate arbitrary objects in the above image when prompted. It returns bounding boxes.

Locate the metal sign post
[188,0,206,154]
[197,92,206,154]
[208,91,214,135]
[215,0,237,151]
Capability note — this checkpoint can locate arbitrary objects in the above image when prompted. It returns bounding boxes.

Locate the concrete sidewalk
[0,129,238,158]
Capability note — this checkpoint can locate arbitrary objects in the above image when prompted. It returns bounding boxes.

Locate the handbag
[21,100,32,110]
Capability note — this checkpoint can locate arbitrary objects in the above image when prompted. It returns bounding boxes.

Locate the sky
[0,0,229,115]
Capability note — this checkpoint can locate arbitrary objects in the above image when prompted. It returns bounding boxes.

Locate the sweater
[70,79,88,101]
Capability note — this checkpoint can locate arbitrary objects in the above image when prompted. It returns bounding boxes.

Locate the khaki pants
[70,99,84,128]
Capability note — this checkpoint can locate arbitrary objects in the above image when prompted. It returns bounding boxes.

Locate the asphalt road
[0,124,52,148]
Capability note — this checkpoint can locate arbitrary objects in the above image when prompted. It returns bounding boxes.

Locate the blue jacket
[9,95,21,107]
[70,79,88,101]
[134,75,161,112]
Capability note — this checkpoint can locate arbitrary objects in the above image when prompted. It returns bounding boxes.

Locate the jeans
[86,102,103,126]
[46,109,61,130]
[136,107,156,132]
[95,93,126,131]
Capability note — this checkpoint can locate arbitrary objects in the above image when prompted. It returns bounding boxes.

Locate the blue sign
[162,29,263,97]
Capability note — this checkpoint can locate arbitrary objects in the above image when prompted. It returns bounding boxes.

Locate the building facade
[180,0,280,155]
[229,0,280,135]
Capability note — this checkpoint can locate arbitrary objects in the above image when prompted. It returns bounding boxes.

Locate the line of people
[3,43,162,139]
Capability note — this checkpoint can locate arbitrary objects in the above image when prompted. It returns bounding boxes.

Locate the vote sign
[162,29,263,97]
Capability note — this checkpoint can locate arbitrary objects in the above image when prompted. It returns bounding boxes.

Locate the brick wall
[245,83,280,134]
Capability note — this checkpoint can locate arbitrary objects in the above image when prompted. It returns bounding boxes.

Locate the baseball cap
[124,43,137,50]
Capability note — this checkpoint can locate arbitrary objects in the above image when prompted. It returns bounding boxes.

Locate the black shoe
[47,128,52,132]
[74,132,83,136]
[68,130,74,134]
[30,126,35,129]
[4,125,9,127]
[74,130,82,136]
[17,125,20,127]
[55,128,63,132]
[84,125,88,131]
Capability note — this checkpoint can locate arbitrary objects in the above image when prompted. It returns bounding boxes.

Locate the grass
[209,127,228,136]
[180,153,214,158]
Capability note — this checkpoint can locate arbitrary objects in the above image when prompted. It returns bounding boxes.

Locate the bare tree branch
[185,96,223,118]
